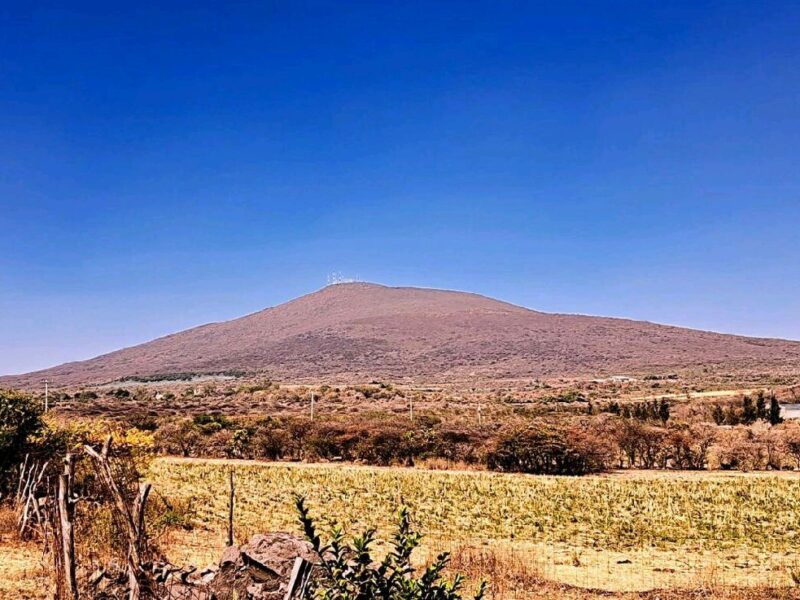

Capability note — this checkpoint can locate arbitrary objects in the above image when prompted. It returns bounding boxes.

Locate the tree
[711,405,725,426]
[668,424,716,469]
[637,425,669,469]
[658,399,670,424]
[755,391,768,421]
[615,419,645,467]
[783,426,800,466]
[155,419,201,457]
[0,390,44,493]
[487,424,610,475]
[724,404,741,426]
[769,393,783,426]
[741,396,758,425]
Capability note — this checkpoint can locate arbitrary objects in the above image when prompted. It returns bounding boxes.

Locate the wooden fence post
[84,436,151,600]
[284,557,313,599]
[227,468,235,547]
[57,453,78,600]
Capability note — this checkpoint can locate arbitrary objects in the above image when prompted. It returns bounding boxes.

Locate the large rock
[209,533,317,600]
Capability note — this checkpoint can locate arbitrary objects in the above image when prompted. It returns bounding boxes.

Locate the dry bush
[486,422,613,475]
[781,423,800,467]
[667,424,717,470]
[713,428,769,471]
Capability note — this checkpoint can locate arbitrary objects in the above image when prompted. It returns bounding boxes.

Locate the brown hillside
[2,282,799,388]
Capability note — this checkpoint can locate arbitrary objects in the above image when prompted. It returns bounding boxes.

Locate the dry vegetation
[34,370,800,419]
[149,459,800,595]
[33,374,800,478]
[4,373,800,599]
[0,505,50,599]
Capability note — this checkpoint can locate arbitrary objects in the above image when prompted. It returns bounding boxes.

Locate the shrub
[541,390,586,403]
[296,496,486,600]
[252,419,290,460]
[0,390,44,493]
[193,413,231,433]
[715,428,768,471]
[667,424,716,469]
[486,424,609,475]
[783,425,800,467]
[124,412,159,431]
[155,419,201,457]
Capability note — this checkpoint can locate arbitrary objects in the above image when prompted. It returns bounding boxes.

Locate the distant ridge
[3,282,800,388]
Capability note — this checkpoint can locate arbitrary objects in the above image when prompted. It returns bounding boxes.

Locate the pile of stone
[86,532,318,600]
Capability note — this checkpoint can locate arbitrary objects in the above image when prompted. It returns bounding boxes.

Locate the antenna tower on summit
[327,272,359,286]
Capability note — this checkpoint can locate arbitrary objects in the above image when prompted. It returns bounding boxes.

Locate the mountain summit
[3,282,799,387]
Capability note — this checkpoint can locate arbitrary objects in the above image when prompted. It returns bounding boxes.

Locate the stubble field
[148,458,800,595]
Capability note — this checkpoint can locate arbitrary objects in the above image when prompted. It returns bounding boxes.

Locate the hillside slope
[3,282,799,387]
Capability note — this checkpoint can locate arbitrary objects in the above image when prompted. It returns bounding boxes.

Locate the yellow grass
[147,458,800,593]
[0,507,49,600]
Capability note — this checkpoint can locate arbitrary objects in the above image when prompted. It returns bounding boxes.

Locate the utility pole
[477,403,483,426]
[44,379,49,413]
[310,393,315,421]
[409,396,414,422]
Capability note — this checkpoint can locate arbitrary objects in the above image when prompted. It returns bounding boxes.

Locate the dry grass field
[145,458,800,596]
[0,507,50,600]
[5,458,800,599]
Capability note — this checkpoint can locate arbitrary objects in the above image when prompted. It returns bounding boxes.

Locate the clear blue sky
[2,1,799,375]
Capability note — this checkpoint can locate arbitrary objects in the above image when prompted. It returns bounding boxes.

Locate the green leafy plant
[296,496,486,600]
[0,390,44,494]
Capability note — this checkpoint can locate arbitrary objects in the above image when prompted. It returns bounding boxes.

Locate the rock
[220,544,242,567]
[209,532,317,600]
[86,532,315,599]
[199,567,217,585]
[240,532,317,581]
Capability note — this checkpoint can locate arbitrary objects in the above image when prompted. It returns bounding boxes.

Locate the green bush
[0,389,44,493]
[296,496,486,600]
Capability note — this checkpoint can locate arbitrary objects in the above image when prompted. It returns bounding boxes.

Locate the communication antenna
[326,272,360,286]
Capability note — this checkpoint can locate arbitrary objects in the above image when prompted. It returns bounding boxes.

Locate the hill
[2,282,799,388]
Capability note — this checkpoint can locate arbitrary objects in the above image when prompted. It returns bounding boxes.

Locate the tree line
[3,388,799,488]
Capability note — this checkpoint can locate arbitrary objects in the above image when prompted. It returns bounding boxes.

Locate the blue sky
[2,1,799,375]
